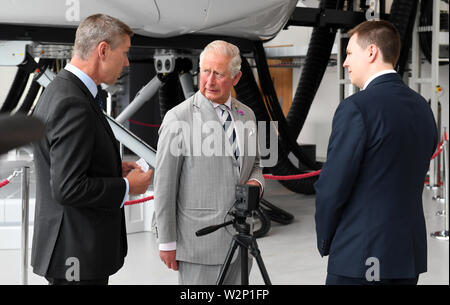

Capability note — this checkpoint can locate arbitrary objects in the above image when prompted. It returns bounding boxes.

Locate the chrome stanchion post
[20,166,30,285]
[431,138,449,241]
[446,139,449,234]
[437,128,447,215]
[439,127,447,203]
[436,155,447,216]
[433,126,446,201]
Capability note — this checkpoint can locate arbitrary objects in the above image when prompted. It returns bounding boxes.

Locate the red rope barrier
[431,146,443,160]
[0,179,10,189]
[105,138,450,205]
[128,119,160,128]
[2,136,445,205]
[263,170,321,181]
[0,171,20,189]
[124,195,154,206]
[263,142,445,181]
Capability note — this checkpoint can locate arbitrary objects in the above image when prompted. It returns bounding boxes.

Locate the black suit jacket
[314,73,438,279]
[31,69,127,280]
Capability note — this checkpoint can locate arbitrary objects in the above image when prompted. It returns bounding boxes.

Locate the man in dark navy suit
[314,20,438,285]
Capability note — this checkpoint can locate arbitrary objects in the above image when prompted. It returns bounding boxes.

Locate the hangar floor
[0,177,448,285]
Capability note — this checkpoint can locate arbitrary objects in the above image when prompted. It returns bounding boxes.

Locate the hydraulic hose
[418,0,449,66]
[235,56,320,194]
[158,72,183,120]
[0,68,29,113]
[16,81,41,114]
[17,58,54,114]
[236,0,343,194]
[286,0,343,142]
[389,0,419,76]
[252,42,320,171]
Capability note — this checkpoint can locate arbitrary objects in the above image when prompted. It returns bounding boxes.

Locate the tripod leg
[251,239,272,285]
[240,243,249,285]
[216,239,239,285]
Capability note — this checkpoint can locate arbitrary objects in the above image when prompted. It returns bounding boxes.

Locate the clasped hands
[122,161,153,195]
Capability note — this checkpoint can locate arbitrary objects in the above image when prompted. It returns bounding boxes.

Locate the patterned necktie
[218,104,240,163]
[95,94,104,110]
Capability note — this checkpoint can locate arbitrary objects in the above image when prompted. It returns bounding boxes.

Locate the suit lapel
[89,96,122,157]
[60,70,122,162]
[193,91,220,124]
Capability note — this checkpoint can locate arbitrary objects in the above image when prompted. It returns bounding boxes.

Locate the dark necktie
[95,94,104,110]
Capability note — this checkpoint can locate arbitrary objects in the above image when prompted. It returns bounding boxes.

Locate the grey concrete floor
[0,179,448,285]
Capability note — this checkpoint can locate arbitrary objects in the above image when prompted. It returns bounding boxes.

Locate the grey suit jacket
[154,91,264,265]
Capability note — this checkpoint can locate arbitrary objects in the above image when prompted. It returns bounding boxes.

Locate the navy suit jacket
[314,73,438,279]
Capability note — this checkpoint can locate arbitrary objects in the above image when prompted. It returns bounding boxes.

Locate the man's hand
[246,180,262,197]
[122,161,139,177]
[159,250,178,271]
[126,168,153,195]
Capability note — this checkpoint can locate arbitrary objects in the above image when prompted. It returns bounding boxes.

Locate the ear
[232,71,242,86]
[367,44,378,64]
[97,41,109,60]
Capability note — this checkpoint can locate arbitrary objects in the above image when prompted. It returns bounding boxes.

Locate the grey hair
[199,40,242,77]
[73,14,133,60]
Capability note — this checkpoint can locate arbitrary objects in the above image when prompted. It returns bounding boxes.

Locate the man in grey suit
[32,14,152,285]
[154,40,265,285]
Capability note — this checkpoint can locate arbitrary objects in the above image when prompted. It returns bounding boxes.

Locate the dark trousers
[326,273,419,285]
[45,276,109,285]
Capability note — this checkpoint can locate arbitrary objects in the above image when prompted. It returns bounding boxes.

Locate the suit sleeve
[247,112,265,192]
[47,96,125,209]
[314,100,366,257]
[154,110,184,244]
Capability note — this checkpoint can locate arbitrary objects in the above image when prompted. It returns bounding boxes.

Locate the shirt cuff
[120,178,129,208]
[159,241,177,251]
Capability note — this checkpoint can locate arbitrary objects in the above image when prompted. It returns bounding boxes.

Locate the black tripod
[196,211,272,285]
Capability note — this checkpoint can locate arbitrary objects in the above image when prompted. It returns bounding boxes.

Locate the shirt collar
[209,95,232,110]
[65,63,98,98]
[363,69,397,90]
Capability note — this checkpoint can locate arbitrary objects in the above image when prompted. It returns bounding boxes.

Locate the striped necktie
[218,104,240,163]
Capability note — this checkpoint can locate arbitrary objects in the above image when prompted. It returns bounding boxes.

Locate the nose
[343,56,348,68]
[124,56,130,67]
[206,72,215,85]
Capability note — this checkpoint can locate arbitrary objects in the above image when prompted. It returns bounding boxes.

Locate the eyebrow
[203,68,224,74]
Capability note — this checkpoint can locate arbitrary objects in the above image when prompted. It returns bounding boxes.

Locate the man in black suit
[314,20,438,285]
[32,14,153,285]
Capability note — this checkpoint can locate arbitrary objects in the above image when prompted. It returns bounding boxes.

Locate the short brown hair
[348,20,401,66]
[73,14,133,60]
